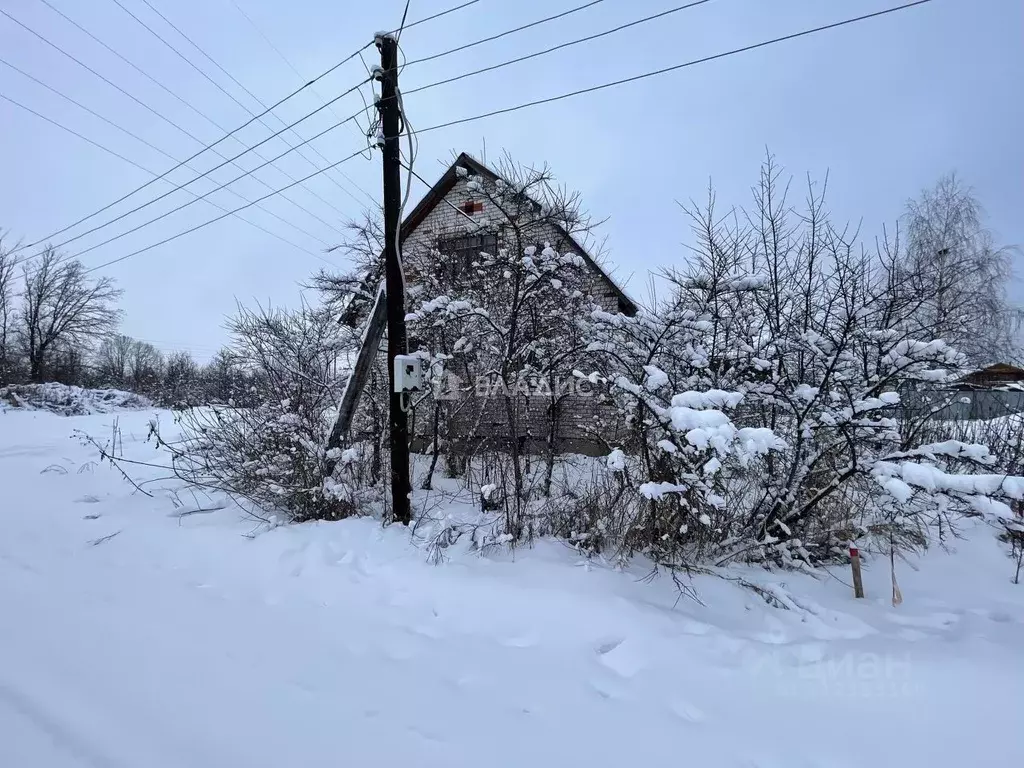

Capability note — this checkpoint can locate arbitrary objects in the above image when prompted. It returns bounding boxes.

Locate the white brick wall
[402,176,622,311]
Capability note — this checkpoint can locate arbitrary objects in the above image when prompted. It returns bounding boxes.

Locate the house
[955,363,1024,390]
[397,153,637,317]
[336,152,637,455]
[907,363,1024,421]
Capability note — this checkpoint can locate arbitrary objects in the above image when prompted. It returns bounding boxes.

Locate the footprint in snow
[595,637,646,678]
[668,698,706,723]
[382,634,423,661]
[752,630,789,645]
[680,620,713,636]
[970,608,1014,624]
[896,628,930,641]
[407,725,445,745]
[886,611,960,629]
[589,676,627,701]
[75,495,101,503]
[791,643,827,665]
[410,623,445,640]
[333,550,355,566]
[501,632,540,648]
[595,637,625,655]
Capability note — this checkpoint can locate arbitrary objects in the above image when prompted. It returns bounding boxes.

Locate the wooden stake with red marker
[850,546,865,599]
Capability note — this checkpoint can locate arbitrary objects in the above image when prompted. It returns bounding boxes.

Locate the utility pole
[375,33,412,525]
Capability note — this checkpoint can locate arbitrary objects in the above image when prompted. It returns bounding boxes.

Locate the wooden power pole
[376,33,412,525]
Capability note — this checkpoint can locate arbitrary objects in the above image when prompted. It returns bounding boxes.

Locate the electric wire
[401,160,484,231]
[5,0,481,256]
[0,6,355,258]
[82,147,367,275]
[396,0,413,41]
[0,92,335,281]
[396,0,482,35]
[401,0,936,138]
[404,0,715,97]
[405,0,605,66]
[111,0,353,219]
[11,76,373,266]
[0,57,334,256]
[225,0,378,205]
[126,0,368,211]
[1,7,346,241]
[35,0,368,214]
[51,107,372,268]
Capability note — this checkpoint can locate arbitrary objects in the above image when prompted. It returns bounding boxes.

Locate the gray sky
[2,0,1021,361]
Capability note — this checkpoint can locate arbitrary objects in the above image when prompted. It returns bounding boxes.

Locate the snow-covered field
[2,407,1022,767]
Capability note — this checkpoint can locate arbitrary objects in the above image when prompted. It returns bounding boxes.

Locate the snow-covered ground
[2,408,1022,767]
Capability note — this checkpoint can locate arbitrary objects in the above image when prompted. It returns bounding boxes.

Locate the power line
[11,89,371,268]
[401,161,484,231]
[135,0,372,210]
[4,0,480,258]
[34,0,369,215]
[405,0,605,66]
[83,148,367,275]
[405,0,936,138]
[53,107,371,268]
[405,0,715,97]
[111,0,354,220]
[0,56,334,255]
[224,0,378,207]
[9,79,370,264]
[0,6,351,252]
[399,0,482,35]
[396,0,413,41]
[0,92,335,272]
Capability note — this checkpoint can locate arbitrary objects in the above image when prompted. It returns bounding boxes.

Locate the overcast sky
[2,0,1021,361]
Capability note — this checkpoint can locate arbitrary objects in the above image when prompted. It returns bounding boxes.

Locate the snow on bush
[124,304,374,524]
[573,157,1024,571]
[0,383,151,416]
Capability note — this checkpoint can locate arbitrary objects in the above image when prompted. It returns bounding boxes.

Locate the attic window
[436,233,498,281]
[461,200,484,215]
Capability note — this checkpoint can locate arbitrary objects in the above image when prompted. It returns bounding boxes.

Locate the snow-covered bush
[581,157,1024,569]
[151,303,372,523]
[0,382,151,415]
[919,413,1024,582]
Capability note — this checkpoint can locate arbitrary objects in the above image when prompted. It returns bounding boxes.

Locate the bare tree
[95,334,135,385]
[0,236,16,382]
[307,211,386,326]
[19,248,121,382]
[901,173,1020,365]
[128,340,164,391]
[162,350,199,405]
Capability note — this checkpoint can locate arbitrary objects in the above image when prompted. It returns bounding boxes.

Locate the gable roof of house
[401,152,638,316]
[974,363,1024,376]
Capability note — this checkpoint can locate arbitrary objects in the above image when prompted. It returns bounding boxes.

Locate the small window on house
[435,233,498,281]
[461,200,484,215]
